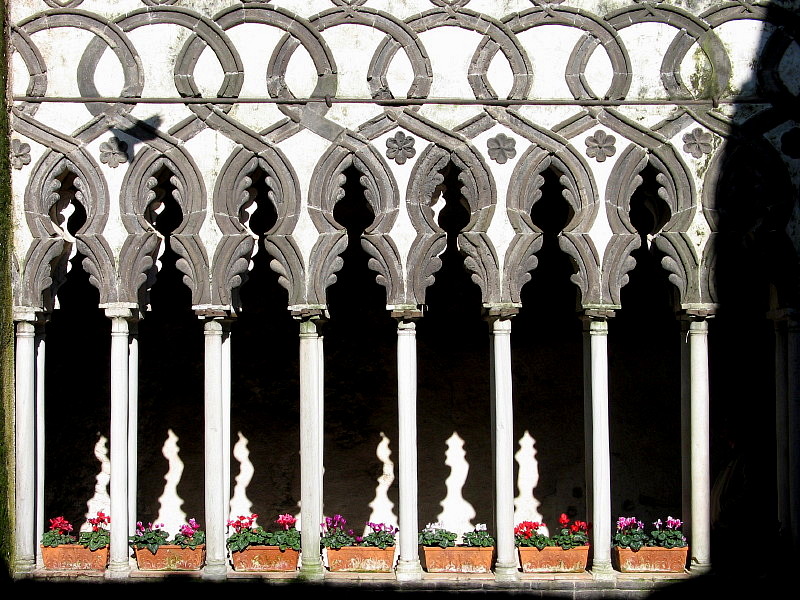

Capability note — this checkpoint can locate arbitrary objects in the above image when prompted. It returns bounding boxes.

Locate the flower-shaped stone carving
[682,128,714,159]
[585,130,616,163]
[99,137,129,168]
[386,131,416,165]
[487,133,517,164]
[11,139,31,170]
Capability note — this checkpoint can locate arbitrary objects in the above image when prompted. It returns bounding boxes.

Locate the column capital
[103,305,139,320]
[678,306,716,321]
[391,305,424,322]
[482,304,519,322]
[766,307,797,323]
[581,307,616,321]
[194,306,233,319]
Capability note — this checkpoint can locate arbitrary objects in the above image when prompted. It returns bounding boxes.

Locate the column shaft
[491,318,518,581]
[585,318,613,578]
[680,320,691,539]
[299,319,324,578]
[203,319,227,579]
[108,315,130,575]
[35,323,46,567]
[688,319,711,572]
[14,320,36,573]
[395,320,422,579]
[128,322,139,536]
[774,320,790,537]
[787,318,800,549]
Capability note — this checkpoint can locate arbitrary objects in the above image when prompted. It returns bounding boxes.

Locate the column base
[106,561,131,579]
[590,560,616,581]
[299,557,325,581]
[688,561,712,575]
[494,562,520,582]
[13,557,35,577]
[395,558,423,581]
[202,560,228,580]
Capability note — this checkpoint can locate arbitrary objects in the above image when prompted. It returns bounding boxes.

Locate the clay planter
[612,546,688,573]
[420,546,494,573]
[41,545,109,571]
[518,545,590,573]
[326,546,396,572]
[134,545,205,571]
[230,546,299,571]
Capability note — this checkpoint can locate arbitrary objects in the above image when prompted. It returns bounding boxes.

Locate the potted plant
[130,518,206,571]
[41,512,110,571]
[320,515,398,572]
[418,522,495,573]
[227,513,301,572]
[612,516,688,573]
[515,514,590,573]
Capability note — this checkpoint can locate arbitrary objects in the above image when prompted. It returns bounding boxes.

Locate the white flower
[475,523,487,531]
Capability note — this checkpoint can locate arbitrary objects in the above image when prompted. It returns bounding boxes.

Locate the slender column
[14,318,37,574]
[203,318,227,579]
[688,318,712,573]
[299,317,324,579]
[222,321,232,525]
[128,320,139,537]
[787,317,800,550]
[582,314,614,579]
[680,319,691,540]
[395,317,422,580]
[107,309,131,577]
[318,332,325,520]
[35,319,47,568]
[490,316,518,582]
[772,317,790,539]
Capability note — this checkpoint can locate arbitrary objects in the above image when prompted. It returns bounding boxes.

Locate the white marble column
[203,318,227,579]
[787,317,800,550]
[106,308,131,577]
[222,321,232,525]
[128,320,139,537]
[583,314,613,579]
[490,316,518,582]
[680,319,691,541]
[14,317,37,574]
[35,319,47,568]
[395,317,422,580]
[299,317,324,579]
[688,318,711,573]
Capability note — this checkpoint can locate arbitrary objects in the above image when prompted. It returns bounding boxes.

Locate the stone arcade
[4,0,800,591]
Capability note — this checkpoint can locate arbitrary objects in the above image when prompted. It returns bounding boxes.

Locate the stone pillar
[35,318,47,568]
[298,316,324,579]
[202,317,227,579]
[14,315,37,574]
[488,313,518,582]
[128,319,139,536]
[688,317,712,573]
[222,321,232,525]
[393,312,422,580]
[680,318,691,541]
[582,311,614,579]
[106,307,132,577]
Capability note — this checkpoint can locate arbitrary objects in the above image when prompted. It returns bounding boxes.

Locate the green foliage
[129,522,170,554]
[263,528,300,551]
[515,514,590,550]
[41,516,76,547]
[79,529,110,551]
[320,515,356,549]
[418,523,457,548]
[361,523,398,549]
[513,521,552,550]
[613,516,687,550]
[461,524,495,547]
[173,529,206,550]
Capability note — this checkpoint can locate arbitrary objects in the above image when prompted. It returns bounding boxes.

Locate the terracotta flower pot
[134,544,205,571]
[326,546,396,572]
[420,546,494,573]
[230,546,299,571]
[612,546,688,573]
[518,545,589,573]
[41,544,109,571]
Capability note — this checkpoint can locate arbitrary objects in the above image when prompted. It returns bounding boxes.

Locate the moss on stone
[0,0,14,583]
